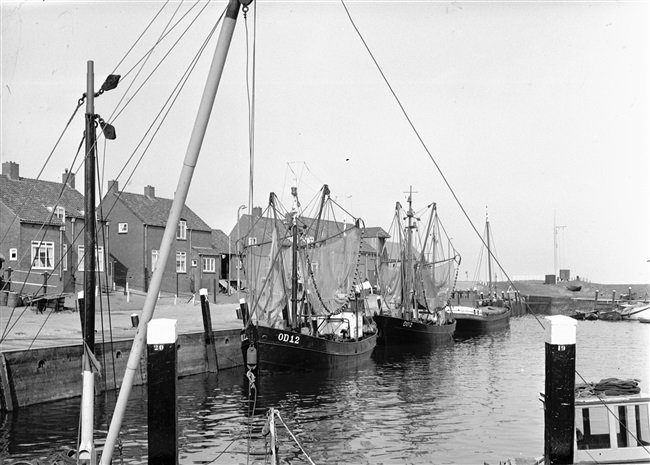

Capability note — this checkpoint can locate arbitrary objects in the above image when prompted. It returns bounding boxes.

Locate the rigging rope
[339,0,543,329]
[0,98,84,247]
[274,410,317,465]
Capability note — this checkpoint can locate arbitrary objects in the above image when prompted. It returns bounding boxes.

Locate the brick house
[100,180,217,296]
[0,161,104,296]
[229,206,389,289]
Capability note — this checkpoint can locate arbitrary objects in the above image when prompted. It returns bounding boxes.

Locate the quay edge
[0,328,243,411]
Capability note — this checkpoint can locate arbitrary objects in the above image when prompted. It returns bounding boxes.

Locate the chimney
[108,180,119,194]
[252,206,262,219]
[2,161,19,180]
[144,185,155,199]
[62,169,75,188]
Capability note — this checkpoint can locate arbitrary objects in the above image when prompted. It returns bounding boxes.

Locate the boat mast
[486,210,493,295]
[99,2,243,462]
[290,185,299,328]
[431,204,436,310]
[404,187,415,320]
[312,184,330,243]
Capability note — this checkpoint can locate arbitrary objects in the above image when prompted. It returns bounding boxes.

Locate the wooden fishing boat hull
[451,306,511,338]
[373,314,455,345]
[241,324,377,372]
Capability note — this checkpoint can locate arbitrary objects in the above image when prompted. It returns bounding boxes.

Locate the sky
[1,0,648,285]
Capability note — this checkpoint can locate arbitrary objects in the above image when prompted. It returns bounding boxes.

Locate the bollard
[77,291,85,329]
[543,315,577,465]
[199,288,218,373]
[147,318,178,464]
[239,298,249,326]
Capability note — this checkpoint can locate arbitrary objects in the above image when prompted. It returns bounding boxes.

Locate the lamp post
[236,204,247,299]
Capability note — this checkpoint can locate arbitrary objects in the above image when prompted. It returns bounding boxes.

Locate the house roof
[364,226,391,239]
[109,191,212,232]
[234,212,379,255]
[211,229,230,254]
[192,245,219,256]
[0,174,85,225]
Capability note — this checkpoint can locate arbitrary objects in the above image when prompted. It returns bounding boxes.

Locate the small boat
[241,185,378,372]
[573,382,650,464]
[521,387,650,465]
[620,302,650,320]
[639,317,650,324]
[374,191,458,345]
[566,284,582,292]
[450,214,510,338]
[449,305,510,337]
[597,309,623,321]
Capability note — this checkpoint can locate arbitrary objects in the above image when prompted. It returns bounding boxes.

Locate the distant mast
[486,209,492,294]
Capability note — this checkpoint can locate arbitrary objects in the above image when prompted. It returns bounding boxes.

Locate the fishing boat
[240,185,377,372]
[449,214,511,338]
[373,191,458,345]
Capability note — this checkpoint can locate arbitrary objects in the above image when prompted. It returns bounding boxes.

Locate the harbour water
[1,314,648,464]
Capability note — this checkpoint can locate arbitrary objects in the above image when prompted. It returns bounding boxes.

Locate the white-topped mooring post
[544,315,577,465]
[147,319,178,464]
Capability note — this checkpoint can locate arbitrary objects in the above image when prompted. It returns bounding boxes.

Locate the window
[176,251,186,273]
[248,237,257,246]
[77,245,105,272]
[54,206,65,219]
[62,244,68,271]
[577,406,611,450]
[31,241,54,269]
[151,250,160,273]
[9,248,17,260]
[202,257,216,273]
[177,220,187,240]
[118,222,128,234]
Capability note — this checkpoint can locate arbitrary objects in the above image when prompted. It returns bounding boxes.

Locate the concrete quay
[0,290,243,352]
[0,290,246,410]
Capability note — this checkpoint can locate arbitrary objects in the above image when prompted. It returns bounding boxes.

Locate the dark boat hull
[373,314,455,345]
[452,307,511,338]
[241,324,377,372]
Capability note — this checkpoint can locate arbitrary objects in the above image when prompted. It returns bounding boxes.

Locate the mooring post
[147,318,178,464]
[77,291,85,329]
[612,290,616,304]
[199,288,218,373]
[239,298,249,326]
[543,315,577,465]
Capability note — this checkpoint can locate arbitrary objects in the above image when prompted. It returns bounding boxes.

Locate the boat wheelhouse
[574,393,650,464]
